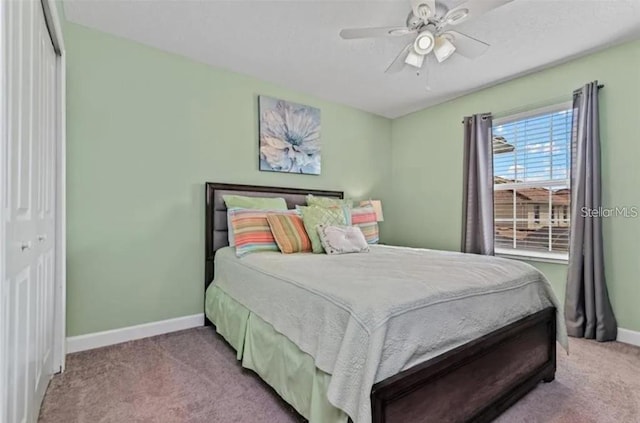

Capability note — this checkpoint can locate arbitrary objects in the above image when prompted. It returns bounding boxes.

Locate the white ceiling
[63,0,640,118]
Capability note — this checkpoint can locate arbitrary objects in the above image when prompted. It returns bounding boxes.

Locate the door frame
[41,0,67,373]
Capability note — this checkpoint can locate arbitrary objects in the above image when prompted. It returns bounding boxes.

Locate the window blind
[493,104,572,255]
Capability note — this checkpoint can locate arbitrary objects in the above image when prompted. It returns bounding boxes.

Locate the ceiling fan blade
[410,0,437,20]
[340,26,415,40]
[385,42,413,74]
[444,30,490,58]
[444,0,513,25]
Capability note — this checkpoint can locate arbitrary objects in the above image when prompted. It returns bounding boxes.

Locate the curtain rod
[573,83,605,95]
[460,84,605,124]
[460,114,491,124]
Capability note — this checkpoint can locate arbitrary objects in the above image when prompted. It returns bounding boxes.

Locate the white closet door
[4,1,57,422]
[34,0,57,407]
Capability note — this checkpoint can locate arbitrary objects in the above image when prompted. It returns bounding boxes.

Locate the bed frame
[204,182,557,423]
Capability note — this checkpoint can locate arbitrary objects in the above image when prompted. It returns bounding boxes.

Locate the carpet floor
[39,327,640,423]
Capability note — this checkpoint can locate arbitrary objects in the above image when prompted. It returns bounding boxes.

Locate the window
[493,103,572,261]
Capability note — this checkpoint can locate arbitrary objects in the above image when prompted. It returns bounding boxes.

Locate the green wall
[387,40,640,332]
[64,22,392,336]
[64,14,639,336]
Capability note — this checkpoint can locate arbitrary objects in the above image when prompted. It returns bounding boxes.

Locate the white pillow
[316,225,369,255]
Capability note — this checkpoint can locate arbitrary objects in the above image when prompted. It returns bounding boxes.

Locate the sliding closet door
[4,1,58,422]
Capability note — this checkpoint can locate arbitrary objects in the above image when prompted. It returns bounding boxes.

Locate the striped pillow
[229,208,299,257]
[266,214,312,254]
[350,206,379,244]
[223,196,287,247]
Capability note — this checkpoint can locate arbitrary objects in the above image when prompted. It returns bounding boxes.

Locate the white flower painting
[259,96,321,175]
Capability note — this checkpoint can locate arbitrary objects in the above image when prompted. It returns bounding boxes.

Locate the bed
[204,182,567,423]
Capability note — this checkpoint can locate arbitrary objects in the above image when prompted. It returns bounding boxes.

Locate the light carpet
[39,327,640,423]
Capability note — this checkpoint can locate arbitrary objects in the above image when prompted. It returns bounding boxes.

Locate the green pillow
[306,194,353,208]
[223,195,287,210]
[299,206,348,253]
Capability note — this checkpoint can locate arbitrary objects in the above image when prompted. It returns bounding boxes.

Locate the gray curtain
[565,81,617,341]
[461,113,494,255]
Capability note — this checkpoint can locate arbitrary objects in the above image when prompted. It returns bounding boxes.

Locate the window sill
[495,248,568,264]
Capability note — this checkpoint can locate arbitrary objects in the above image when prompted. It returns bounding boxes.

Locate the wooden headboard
[204,182,344,315]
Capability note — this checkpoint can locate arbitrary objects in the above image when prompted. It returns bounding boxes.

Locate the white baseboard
[617,328,640,347]
[66,313,204,354]
[65,314,638,353]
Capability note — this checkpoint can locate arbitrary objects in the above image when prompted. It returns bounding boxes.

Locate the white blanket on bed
[211,245,568,423]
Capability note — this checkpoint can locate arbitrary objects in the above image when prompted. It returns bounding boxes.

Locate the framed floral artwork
[258,96,321,175]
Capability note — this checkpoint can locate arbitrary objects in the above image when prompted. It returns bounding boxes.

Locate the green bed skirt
[205,285,349,423]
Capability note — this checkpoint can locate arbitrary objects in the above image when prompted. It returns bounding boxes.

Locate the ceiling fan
[339,0,513,74]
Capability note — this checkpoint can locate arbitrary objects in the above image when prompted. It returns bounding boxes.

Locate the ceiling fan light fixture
[446,8,469,24]
[413,31,435,55]
[434,35,456,63]
[340,0,500,74]
[404,50,425,68]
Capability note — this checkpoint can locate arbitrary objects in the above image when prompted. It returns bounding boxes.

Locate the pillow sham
[223,195,287,210]
[299,205,348,253]
[317,225,369,255]
[306,194,353,209]
[223,195,288,246]
[296,203,351,227]
[228,208,299,257]
[266,214,312,254]
[350,206,379,244]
